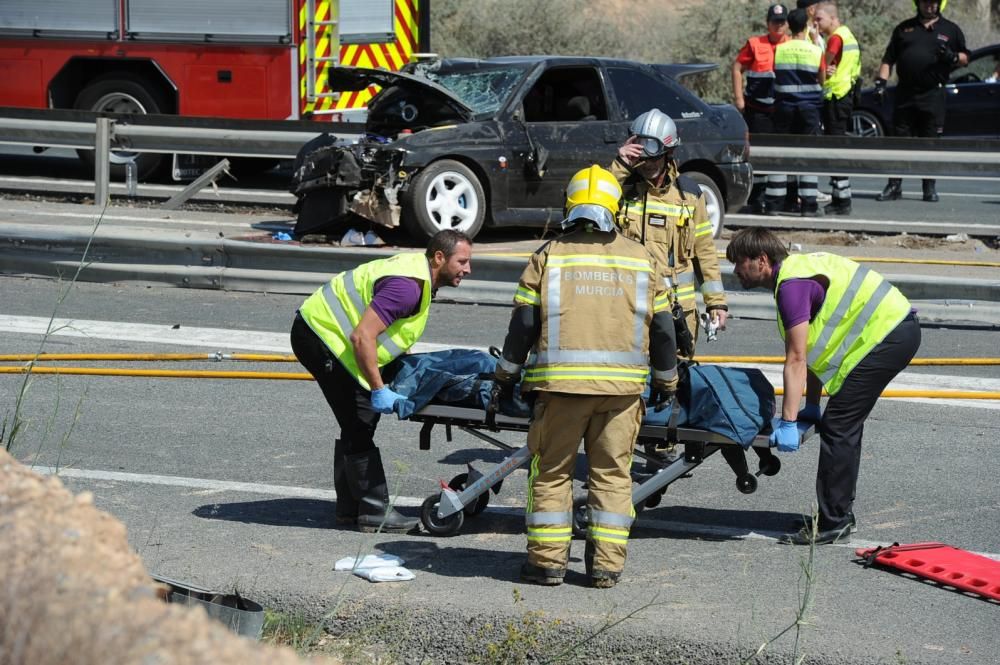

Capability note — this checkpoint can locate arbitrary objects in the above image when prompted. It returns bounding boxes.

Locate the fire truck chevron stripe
[396,0,416,54]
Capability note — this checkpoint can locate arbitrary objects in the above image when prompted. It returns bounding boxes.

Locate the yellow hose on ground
[696,356,1000,366]
[0,366,997,399]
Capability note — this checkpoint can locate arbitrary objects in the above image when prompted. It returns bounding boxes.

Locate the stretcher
[408,402,814,536]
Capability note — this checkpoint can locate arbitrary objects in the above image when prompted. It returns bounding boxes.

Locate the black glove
[936,43,959,67]
[873,78,888,104]
[649,383,677,412]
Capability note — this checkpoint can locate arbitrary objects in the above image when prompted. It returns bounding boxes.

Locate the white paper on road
[352,566,414,583]
[2,314,997,409]
[335,554,405,571]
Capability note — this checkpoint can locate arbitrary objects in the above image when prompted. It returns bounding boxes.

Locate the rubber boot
[345,447,419,533]
[333,439,358,525]
[876,179,902,201]
[922,179,939,203]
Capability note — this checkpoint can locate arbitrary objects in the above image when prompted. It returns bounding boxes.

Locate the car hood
[327,67,475,124]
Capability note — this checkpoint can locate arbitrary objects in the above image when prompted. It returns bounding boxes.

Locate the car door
[943,48,1000,139]
[501,64,619,225]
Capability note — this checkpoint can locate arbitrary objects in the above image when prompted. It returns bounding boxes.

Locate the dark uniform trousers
[822,94,854,207]
[290,313,380,457]
[765,104,821,213]
[816,313,921,530]
[744,107,775,209]
[891,87,946,193]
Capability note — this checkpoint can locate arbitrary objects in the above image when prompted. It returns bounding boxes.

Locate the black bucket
[152,575,265,640]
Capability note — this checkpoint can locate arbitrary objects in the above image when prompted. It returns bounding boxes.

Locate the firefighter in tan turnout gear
[492,165,678,588]
[612,108,729,466]
[611,108,729,349]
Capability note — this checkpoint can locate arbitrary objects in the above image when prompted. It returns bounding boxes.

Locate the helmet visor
[562,203,617,232]
[634,134,666,159]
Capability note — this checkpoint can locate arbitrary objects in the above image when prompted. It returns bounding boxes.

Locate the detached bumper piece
[856,542,1000,602]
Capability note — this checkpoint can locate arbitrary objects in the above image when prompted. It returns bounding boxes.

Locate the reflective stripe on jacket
[775,253,910,395]
[774,39,823,106]
[299,252,431,389]
[513,230,671,395]
[823,25,861,100]
[744,34,782,108]
[610,160,726,313]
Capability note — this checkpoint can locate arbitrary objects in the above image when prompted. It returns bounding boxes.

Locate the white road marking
[29,464,1000,561]
[2,314,996,408]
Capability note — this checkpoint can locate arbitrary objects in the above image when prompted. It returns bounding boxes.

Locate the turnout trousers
[816,314,921,530]
[525,392,643,577]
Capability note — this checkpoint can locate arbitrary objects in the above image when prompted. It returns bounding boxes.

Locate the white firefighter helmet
[629,108,681,158]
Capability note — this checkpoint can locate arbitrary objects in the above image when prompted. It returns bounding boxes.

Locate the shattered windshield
[426,65,529,115]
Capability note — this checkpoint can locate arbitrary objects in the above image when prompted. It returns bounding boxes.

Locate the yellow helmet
[563,165,622,232]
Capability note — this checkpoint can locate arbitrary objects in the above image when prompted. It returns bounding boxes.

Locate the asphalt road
[2,278,998,665]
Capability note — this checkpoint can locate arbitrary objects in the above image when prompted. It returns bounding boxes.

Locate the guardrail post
[94,117,111,207]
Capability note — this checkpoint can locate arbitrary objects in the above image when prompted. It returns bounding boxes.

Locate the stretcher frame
[408,403,814,536]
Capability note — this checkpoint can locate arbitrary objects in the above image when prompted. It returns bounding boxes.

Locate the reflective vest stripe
[806,266,871,366]
[535,350,648,365]
[515,285,541,306]
[816,277,895,384]
[653,366,678,381]
[588,525,629,544]
[653,291,671,313]
[589,509,633,528]
[525,511,572,525]
[522,368,650,383]
[547,255,652,271]
[695,221,714,237]
[320,277,404,358]
[527,529,573,543]
[774,40,823,104]
[701,279,725,295]
[675,272,695,285]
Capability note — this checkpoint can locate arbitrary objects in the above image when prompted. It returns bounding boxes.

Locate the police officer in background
[762,8,826,216]
[875,0,968,203]
[815,1,861,215]
[732,3,789,213]
[493,165,677,588]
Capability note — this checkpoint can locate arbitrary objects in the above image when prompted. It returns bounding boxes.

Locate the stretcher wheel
[644,490,664,509]
[448,473,490,517]
[572,497,588,539]
[736,474,758,494]
[420,494,464,536]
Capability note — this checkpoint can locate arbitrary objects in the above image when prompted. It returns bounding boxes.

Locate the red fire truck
[0,0,428,178]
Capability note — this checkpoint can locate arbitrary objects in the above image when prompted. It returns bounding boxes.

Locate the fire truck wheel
[404,159,486,240]
[74,74,169,181]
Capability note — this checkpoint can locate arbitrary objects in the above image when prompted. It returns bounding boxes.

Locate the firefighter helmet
[563,165,622,232]
[629,108,681,158]
[913,0,947,12]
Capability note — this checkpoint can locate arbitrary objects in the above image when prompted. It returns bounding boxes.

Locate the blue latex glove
[769,419,801,452]
[798,403,822,424]
[371,386,405,414]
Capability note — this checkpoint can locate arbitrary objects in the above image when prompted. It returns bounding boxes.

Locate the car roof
[440,55,654,69]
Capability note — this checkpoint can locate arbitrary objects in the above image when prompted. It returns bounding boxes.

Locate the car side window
[522,67,609,123]
[950,52,999,84]
[607,67,700,120]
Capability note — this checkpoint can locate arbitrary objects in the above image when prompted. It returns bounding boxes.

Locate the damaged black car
[291,55,752,241]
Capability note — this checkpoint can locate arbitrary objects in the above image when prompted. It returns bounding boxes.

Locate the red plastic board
[856,542,1000,601]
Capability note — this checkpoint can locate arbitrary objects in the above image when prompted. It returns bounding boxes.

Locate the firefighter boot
[922,179,939,203]
[344,448,419,533]
[585,540,622,589]
[876,179,902,201]
[333,439,359,525]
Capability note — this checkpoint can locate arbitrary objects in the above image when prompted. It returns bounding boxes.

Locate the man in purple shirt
[727,228,920,545]
[292,230,473,532]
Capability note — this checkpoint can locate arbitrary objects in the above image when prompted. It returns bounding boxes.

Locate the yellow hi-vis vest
[513,231,672,395]
[823,25,861,100]
[299,252,432,389]
[775,253,910,395]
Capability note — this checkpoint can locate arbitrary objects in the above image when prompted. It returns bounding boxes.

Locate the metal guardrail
[1,106,999,205]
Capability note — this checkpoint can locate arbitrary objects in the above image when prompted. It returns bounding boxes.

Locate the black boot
[333,439,358,525]
[876,179,902,201]
[345,447,419,533]
[922,179,939,203]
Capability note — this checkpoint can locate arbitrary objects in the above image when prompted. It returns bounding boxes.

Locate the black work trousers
[290,313,380,457]
[744,107,775,208]
[765,103,821,213]
[816,314,921,530]
[823,95,854,205]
